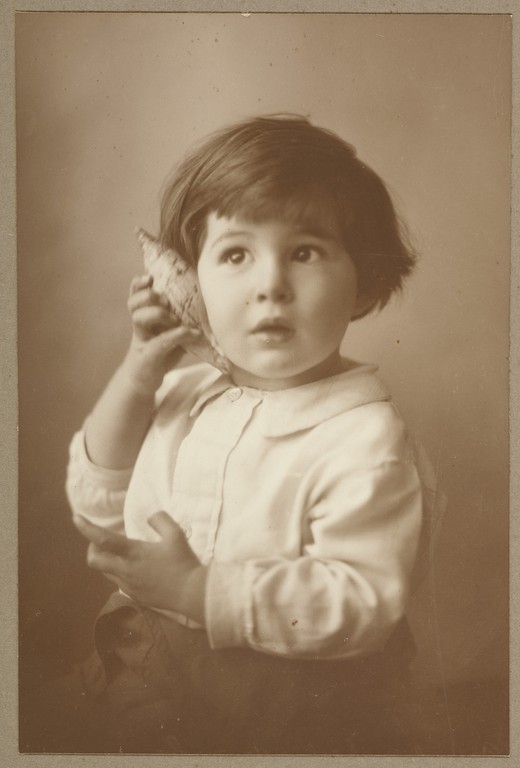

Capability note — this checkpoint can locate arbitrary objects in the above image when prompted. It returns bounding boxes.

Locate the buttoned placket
[170,388,262,564]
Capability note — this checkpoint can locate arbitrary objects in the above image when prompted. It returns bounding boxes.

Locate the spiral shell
[136,228,230,373]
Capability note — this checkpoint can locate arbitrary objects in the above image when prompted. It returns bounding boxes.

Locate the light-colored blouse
[66,361,438,661]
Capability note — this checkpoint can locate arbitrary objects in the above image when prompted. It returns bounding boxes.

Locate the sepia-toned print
[16,10,510,759]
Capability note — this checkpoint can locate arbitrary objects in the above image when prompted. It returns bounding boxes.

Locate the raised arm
[84,274,201,469]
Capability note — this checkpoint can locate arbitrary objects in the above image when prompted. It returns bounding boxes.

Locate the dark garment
[24,592,418,754]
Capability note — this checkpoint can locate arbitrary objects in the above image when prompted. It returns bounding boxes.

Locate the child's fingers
[147,511,181,542]
[132,306,179,337]
[150,324,202,353]
[86,542,126,577]
[73,515,132,556]
[129,274,152,296]
[128,286,170,314]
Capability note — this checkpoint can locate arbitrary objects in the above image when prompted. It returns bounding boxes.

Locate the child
[61,115,436,754]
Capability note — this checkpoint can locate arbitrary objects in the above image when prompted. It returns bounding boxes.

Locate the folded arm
[206,456,423,659]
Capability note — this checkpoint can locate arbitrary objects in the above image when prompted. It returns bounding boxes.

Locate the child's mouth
[251,320,295,344]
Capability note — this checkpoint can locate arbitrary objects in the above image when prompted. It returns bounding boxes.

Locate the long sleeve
[108,361,429,660]
[64,364,224,539]
[205,418,423,660]
[65,428,132,534]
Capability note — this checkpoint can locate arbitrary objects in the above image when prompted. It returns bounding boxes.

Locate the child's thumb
[147,511,178,540]
[152,325,201,354]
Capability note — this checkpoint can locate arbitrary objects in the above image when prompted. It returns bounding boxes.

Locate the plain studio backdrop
[17,12,510,754]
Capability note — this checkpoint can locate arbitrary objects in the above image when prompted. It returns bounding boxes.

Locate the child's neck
[229,351,350,392]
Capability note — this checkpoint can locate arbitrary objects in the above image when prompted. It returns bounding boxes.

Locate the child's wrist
[118,359,161,399]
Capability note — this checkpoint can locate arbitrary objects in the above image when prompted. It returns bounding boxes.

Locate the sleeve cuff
[66,430,131,532]
[205,561,251,649]
[71,428,134,491]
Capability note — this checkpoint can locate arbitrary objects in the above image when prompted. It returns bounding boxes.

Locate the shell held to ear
[136,228,231,373]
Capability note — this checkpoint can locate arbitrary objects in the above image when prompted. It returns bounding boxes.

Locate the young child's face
[197,212,361,390]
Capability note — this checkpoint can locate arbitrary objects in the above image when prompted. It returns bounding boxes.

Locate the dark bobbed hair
[160,115,417,318]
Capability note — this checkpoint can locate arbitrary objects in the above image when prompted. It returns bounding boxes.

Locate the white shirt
[66,360,438,661]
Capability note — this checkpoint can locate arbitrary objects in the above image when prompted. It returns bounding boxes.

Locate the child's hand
[73,513,207,625]
[122,274,201,396]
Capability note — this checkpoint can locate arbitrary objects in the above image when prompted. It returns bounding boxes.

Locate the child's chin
[229,361,312,390]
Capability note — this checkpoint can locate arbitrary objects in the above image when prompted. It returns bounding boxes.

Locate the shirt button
[228,387,243,402]
[179,521,192,540]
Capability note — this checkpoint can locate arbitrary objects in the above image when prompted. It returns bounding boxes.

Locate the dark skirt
[24,591,418,755]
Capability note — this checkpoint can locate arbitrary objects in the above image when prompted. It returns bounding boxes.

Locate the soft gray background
[15,9,510,758]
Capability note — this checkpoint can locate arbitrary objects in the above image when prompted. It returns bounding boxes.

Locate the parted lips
[136,228,231,373]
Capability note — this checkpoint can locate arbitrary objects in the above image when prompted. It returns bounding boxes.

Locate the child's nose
[255,257,293,303]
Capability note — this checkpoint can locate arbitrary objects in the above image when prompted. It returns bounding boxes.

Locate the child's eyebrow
[210,231,252,248]
[209,226,341,249]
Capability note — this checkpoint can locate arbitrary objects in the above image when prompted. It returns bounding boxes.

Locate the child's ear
[352,293,376,320]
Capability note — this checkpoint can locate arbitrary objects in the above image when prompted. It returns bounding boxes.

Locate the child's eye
[292,246,323,263]
[221,248,248,266]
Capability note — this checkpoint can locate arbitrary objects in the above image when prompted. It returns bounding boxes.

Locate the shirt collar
[189,361,391,437]
[189,373,237,417]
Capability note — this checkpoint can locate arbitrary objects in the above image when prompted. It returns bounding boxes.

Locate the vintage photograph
[16,10,510,757]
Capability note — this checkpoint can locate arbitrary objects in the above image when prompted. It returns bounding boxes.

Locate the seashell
[136,228,231,373]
